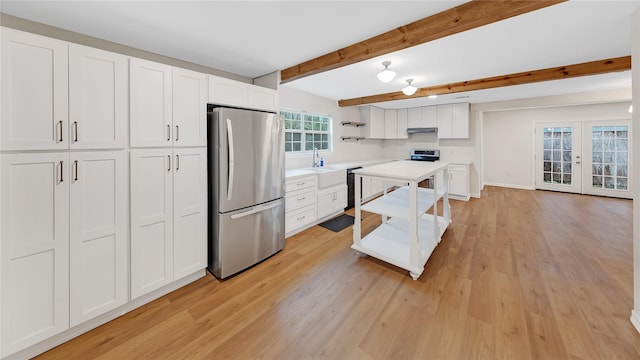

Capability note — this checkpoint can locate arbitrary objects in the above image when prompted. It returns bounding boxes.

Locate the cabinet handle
[176,154,180,171]
[167,124,171,142]
[59,161,64,182]
[167,155,171,172]
[297,197,305,201]
[73,121,78,142]
[296,215,306,221]
[58,120,63,142]
[74,160,78,181]
[296,182,306,186]
[175,125,179,142]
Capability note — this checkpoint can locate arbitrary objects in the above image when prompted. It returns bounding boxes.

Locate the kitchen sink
[305,167,346,189]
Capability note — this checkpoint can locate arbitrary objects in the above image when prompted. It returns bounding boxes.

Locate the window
[281,110,332,153]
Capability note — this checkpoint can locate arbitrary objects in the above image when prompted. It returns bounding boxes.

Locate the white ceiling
[1,1,638,109]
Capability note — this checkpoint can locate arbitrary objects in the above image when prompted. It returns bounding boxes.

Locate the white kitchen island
[352,161,451,280]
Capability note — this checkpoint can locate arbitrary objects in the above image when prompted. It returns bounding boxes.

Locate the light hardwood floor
[37,186,640,359]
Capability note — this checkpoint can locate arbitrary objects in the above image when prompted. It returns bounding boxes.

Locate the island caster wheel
[354,250,367,258]
[410,272,420,280]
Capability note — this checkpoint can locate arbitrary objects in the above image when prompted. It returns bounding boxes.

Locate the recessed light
[428,95,438,99]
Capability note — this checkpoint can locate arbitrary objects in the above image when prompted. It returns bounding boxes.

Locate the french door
[535,120,631,199]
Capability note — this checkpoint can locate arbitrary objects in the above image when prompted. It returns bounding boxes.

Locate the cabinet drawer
[448,164,466,173]
[285,205,316,233]
[285,175,316,192]
[285,189,316,212]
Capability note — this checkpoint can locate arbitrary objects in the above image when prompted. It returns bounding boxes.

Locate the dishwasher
[346,166,362,209]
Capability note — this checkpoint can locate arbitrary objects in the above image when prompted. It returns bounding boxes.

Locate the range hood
[406,127,438,134]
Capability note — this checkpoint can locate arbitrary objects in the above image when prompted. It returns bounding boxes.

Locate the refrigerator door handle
[230,202,280,220]
[226,118,235,201]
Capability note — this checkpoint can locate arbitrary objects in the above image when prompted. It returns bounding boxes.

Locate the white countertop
[353,160,449,182]
[285,158,400,179]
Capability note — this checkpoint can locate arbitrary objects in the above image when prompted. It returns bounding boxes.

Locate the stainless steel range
[409,149,439,188]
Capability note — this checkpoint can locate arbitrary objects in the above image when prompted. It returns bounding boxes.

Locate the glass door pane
[582,121,631,199]
[535,123,582,193]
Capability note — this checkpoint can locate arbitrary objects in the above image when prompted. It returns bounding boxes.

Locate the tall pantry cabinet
[0,28,128,356]
[129,59,207,299]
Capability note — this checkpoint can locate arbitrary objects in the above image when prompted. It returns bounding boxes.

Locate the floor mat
[318,214,355,232]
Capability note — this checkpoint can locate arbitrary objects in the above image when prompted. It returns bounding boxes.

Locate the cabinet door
[130,149,174,299]
[130,58,173,148]
[317,191,334,219]
[384,109,398,139]
[208,75,248,107]
[370,107,385,138]
[1,28,69,151]
[333,185,348,210]
[452,103,470,138]
[437,104,453,138]
[1,153,70,356]
[407,108,422,128]
[173,68,207,147]
[247,85,279,112]
[69,45,127,149]
[69,151,127,326]
[397,109,408,139]
[449,170,467,196]
[173,148,207,279]
[422,106,438,128]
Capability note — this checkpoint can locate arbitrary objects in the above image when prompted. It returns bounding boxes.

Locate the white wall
[279,85,385,169]
[630,8,640,334]
[482,101,632,189]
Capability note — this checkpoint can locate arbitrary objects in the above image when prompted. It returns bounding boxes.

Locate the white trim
[631,309,640,334]
[483,182,535,191]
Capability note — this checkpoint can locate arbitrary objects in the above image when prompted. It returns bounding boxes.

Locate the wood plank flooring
[36,186,640,359]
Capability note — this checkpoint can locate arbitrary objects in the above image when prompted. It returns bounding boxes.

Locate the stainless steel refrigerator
[207,105,285,279]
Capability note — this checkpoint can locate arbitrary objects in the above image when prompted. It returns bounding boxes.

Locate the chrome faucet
[312,148,320,167]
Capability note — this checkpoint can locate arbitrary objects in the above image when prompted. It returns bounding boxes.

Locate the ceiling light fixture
[377,61,396,83]
[402,79,417,96]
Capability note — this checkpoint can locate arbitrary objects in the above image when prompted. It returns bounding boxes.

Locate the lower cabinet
[1,150,127,357]
[448,163,470,201]
[317,185,347,219]
[130,147,207,299]
[285,175,317,236]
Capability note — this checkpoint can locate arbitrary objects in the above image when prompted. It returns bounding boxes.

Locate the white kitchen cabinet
[130,148,207,299]
[384,109,398,139]
[69,45,127,149]
[437,103,469,139]
[208,75,278,112]
[447,163,470,201]
[130,58,173,148]
[360,106,385,139]
[1,153,70,356]
[1,28,69,151]
[173,68,207,147]
[407,107,422,128]
[317,184,348,219]
[397,109,408,139]
[422,106,438,128]
[172,148,207,280]
[285,175,317,236]
[362,176,385,201]
[69,151,128,326]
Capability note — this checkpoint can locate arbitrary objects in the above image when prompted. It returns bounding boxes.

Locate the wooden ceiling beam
[337,56,631,107]
[280,0,566,83]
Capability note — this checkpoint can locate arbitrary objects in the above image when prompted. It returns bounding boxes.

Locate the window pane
[292,143,301,151]
[321,141,329,150]
[285,132,291,141]
[292,133,301,141]
[305,142,314,151]
[284,143,291,152]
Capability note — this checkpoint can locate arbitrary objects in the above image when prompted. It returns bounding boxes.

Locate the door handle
[59,161,64,182]
[73,121,78,142]
[58,120,64,142]
[175,125,179,142]
[74,160,78,181]
[226,118,235,201]
[167,155,171,172]
[230,202,279,220]
[167,124,171,142]
[176,154,180,171]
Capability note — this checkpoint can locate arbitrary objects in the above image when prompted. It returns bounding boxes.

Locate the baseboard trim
[483,182,535,191]
[631,309,640,334]
[5,270,206,360]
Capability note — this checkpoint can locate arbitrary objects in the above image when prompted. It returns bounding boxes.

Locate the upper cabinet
[1,29,128,151]
[360,106,385,139]
[406,106,437,129]
[384,109,398,139]
[130,59,207,147]
[69,45,128,149]
[129,58,173,148]
[1,28,69,151]
[208,75,278,112]
[397,109,408,139]
[173,68,207,147]
[437,103,469,139]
